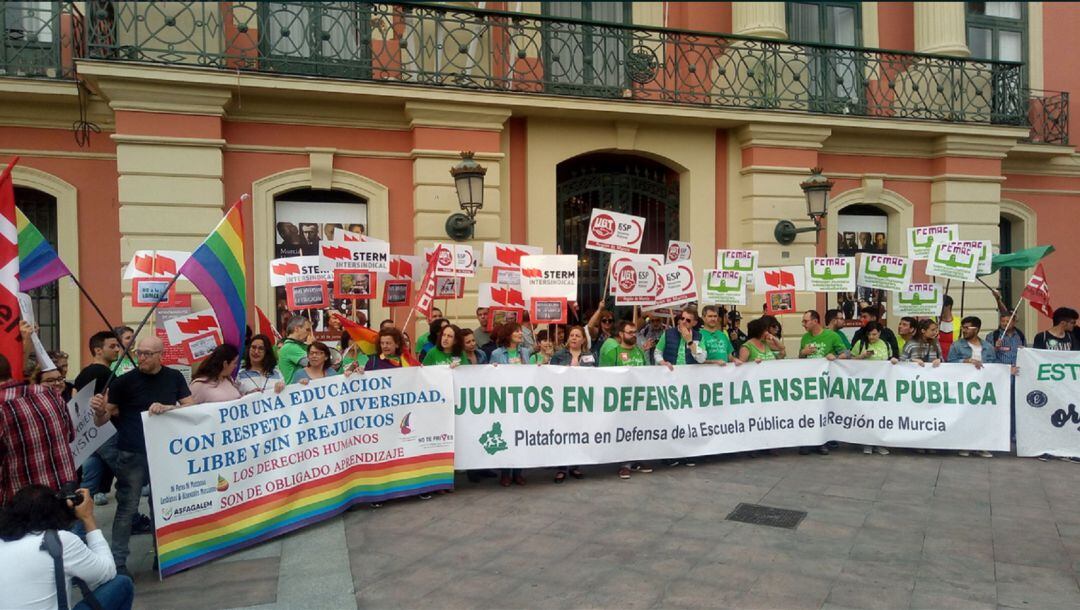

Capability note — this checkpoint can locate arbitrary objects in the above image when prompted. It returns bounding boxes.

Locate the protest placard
[482,242,542,268]
[665,240,692,263]
[907,225,959,260]
[432,243,476,278]
[753,266,806,294]
[67,385,116,468]
[585,209,645,253]
[124,250,190,280]
[649,263,697,309]
[892,283,944,317]
[715,249,758,273]
[269,255,328,287]
[318,240,390,273]
[520,255,578,302]
[805,257,856,292]
[858,254,913,292]
[926,240,981,282]
[477,283,528,309]
[701,269,747,305]
[953,240,992,275]
[610,254,661,305]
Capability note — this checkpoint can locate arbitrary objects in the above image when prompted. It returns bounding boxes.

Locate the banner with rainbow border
[143,367,455,576]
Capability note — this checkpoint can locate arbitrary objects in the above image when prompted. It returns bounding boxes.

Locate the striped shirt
[0,380,76,506]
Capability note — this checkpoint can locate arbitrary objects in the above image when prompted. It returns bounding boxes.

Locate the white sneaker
[976,450,993,458]
[958,450,970,457]
[863,446,872,455]
[93,493,108,506]
[875,447,890,456]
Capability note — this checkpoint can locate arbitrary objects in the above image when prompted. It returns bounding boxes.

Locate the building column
[732,2,787,39]
[404,102,510,326]
[732,123,831,349]
[930,134,1017,325]
[94,78,231,326]
[914,2,970,57]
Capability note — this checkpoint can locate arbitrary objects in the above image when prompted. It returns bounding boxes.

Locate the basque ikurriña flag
[178,197,248,350]
[0,159,24,379]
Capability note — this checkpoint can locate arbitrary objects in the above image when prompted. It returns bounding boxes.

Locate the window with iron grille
[15,187,60,352]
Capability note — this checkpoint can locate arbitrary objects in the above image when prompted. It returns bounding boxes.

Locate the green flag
[987,245,1055,274]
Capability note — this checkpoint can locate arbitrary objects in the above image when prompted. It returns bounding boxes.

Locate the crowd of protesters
[3,291,1080,606]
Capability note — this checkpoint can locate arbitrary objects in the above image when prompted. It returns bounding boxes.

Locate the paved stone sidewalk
[105,449,1080,609]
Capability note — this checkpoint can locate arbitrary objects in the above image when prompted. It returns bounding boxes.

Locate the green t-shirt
[111,353,137,376]
[837,330,852,350]
[854,338,890,361]
[415,332,430,354]
[529,352,551,365]
[653,332,687,364]
[800,329,847,359]
[743,341,776,362]
[699,328,734,362]
[422,348,456,366]
[598,338,648,367]
[277,339,309,384]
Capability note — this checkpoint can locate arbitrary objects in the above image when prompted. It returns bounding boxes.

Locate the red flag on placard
[1022,263,1054,319]
[413,245,445,319]
[254,305,281,342]
[0,159,24,380]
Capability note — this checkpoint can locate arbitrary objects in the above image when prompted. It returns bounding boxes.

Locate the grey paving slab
[83,449,1080,609]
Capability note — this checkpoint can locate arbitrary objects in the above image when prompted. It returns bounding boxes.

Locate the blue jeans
[80,436,119,494]
[112,451,152,568]
[74,574,134,610]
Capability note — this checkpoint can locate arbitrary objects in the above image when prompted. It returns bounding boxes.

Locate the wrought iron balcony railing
[1025,90,1069,145]
[0,0,81,79]
[0,2,1069,145]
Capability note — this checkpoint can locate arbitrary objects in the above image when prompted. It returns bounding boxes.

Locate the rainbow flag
[179,199,246,349]
[155,453,453,576]
[335,313,378,355]
[15,208,70,292]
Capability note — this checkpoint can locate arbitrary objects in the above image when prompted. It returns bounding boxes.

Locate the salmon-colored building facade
[1,1,1076,368]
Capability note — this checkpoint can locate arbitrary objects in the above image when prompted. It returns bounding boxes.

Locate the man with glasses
[599,320,653,479]
[91,336,192,577]
[798,310,848,456]
[586,303,616,357]
[655,306,706,468]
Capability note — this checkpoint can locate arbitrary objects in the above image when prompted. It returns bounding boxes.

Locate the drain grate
[725,503,806,530]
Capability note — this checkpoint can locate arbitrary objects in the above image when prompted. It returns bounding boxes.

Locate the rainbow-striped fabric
[156,453,453,575]
[15,208,70,292]
[179,199,247,349]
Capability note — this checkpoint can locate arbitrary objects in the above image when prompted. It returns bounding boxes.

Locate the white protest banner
[665,240,692,263]
[858,253,913,292]
[1016,349,1080,458]
[319,240,390,273]
[163,308,219,346]
[907,225,959,260]
[520,255,578,302]
[805,257,856,292]
[649,263,697,309]
[143,367,455,577]
[331,227,387,245]
[453,361,1010,469]
[926,240,980,282]
[701,269,747,305]
[954,239,993,275]
[482,242,542,269]
[477,283,528,309]
[432,243,476,278]
[586,208,645,253]
[610,254,661,305]
[716,249,758,273]
[892,283,944,317]
[379,254,424,282]
[67,384,116,468]
[269,255,329,287]
[123,250,191,280]
[753,266,806,294]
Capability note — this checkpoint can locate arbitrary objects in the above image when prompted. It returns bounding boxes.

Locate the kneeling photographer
[0,485,133,610]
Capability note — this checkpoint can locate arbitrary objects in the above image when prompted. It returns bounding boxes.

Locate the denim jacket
[946,338,998,364]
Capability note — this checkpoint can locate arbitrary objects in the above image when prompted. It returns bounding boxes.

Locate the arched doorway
[556,153,679,316]
[15,187,60,351]
[273,188,368,342]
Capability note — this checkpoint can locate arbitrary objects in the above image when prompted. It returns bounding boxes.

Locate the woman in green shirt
[421,324,463,366]
[738,318,784,363]
[529,330,555,364]
[853,321,890,456]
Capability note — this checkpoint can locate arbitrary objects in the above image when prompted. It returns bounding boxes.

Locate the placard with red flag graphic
[1022,264,1054,319]
[0,159,24,380]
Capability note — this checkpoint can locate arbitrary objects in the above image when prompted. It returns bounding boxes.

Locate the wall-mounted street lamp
[774,167,834,245]
[446,151,487,241]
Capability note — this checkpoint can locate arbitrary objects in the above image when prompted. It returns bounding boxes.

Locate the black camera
[58,490,84,507]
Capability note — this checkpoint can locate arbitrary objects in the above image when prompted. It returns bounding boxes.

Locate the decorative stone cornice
[735,123,832,149]
[932,134,1018,159]
[404,101,511,131]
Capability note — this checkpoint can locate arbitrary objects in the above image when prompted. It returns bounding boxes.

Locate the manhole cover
[725,503,806,530]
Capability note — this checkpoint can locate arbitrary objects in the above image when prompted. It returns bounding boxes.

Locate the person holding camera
[0,484,133,609]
